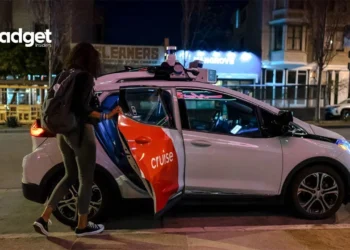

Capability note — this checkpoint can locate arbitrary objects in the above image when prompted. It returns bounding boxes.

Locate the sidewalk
[1,224,350,250]
[306,120,350,128]
[0,125,30,133]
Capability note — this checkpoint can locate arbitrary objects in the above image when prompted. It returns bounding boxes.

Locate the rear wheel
[48,172,116,227]
[290,165,345,220]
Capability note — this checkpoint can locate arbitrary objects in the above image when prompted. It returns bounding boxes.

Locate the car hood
[293,118,344,140]
[309,124,344,140]
[325,105,339,108]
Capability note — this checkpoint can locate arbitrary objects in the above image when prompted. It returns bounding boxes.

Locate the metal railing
[0,81,49,124]
[0,105,43,124]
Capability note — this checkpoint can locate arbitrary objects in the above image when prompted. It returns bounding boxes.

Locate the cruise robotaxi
[23,53,350,226]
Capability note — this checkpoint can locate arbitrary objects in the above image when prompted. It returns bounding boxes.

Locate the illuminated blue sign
[176,50,261,77]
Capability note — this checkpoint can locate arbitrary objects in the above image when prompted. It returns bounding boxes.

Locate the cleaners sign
[71,44,165,66]
[0,28,52,47]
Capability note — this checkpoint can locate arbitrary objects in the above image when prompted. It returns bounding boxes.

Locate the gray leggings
[47,124,96,215]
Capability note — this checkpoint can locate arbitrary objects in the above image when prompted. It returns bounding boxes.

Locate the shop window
[287,26,302,50]
[274,26,283,51]
[276,70,283,83]
[275,86,283,99]
[226,80,240,85]
[297,86,307,98]
[288,71,297,84]
[266,70,274,83]
[297,71,307,84]
[240,80,254,85]
[266,87,273,99]
[254,87,262,99]
[287,86,296,99]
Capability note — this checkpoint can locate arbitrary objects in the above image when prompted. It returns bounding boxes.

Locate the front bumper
[22,182,46,204]
[325,108,340,119]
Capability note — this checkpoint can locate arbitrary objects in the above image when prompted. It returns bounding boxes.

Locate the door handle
[191,140,212,147]
[135,136,151,145]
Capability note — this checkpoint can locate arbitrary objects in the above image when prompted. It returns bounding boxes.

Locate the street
[1,128,350,236]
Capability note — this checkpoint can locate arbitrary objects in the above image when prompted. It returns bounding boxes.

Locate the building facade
[233,0,350,109]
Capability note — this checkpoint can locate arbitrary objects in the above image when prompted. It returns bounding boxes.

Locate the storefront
[176,50,262,98]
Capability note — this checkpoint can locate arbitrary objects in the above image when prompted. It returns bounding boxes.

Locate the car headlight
[336,139,350,152]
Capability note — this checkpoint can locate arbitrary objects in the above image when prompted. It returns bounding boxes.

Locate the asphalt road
[1,128,350,235]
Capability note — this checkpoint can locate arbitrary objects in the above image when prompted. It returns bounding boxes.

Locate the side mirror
[276,110,293,127]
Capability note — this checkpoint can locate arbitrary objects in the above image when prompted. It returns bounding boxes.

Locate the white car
[325,98,350,120]
[23,58,350,226]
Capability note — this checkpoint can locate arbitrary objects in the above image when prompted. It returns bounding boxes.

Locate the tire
[341,109,350,121]
[48,172,116,227]
[290,165,345,220]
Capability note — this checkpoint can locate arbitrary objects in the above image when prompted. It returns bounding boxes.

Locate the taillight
[30,119,55,137]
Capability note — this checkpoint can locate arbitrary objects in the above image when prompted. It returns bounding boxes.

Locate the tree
[0,42,46,104]
[0,43,46,78]
[181,0,235,65]
[181,0,207,65]
[306,0,348,121]
[27,0,72,86]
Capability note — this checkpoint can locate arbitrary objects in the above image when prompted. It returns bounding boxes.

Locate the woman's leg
[34,134,79,235]
[43,134,79,220]
[72,125,97,229]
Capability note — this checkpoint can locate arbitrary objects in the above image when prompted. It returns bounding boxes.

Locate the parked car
[23,59,350,226]
[325,98,350,120]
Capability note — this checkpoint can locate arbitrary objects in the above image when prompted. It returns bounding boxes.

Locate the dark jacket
[54,70,98,146]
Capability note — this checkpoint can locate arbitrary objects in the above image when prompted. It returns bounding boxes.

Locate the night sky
[95,0,247,48]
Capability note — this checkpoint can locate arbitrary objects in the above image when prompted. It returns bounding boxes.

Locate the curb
[1,223,350,239]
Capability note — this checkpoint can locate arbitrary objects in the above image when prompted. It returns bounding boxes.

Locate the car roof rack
[98,66,148,77]
[101,47,218,84]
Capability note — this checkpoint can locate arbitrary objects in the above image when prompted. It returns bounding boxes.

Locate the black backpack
[41,69,82,134]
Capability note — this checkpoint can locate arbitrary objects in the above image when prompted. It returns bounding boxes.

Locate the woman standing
[33,42,121,237]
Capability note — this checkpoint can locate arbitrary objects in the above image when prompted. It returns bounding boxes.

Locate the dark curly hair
[64,42,101,78]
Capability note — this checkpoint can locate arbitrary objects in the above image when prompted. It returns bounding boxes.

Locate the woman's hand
[107,106,123,119]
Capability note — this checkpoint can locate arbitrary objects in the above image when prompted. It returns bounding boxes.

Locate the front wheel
[290,166,345,220]
[341,109,350,121]
[50,174,114,227]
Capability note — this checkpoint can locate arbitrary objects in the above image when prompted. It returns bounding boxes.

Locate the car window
[177,89,261,138]
[121,88,174,128]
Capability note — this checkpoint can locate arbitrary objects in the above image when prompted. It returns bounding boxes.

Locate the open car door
[117,87,185,217]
